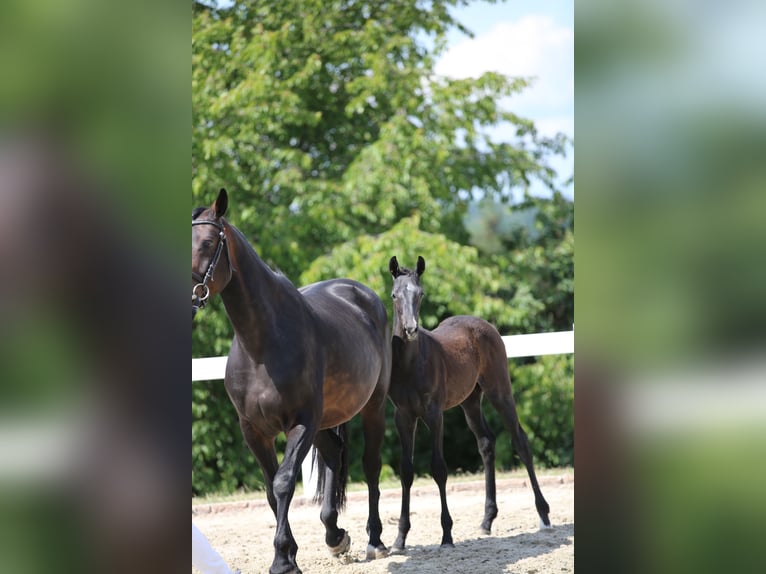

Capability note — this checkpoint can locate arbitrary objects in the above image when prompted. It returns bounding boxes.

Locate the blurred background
[576,0,766,572]
[0,1,188,573]
[191,0,574,497]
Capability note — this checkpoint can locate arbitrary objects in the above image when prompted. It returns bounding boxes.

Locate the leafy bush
[496,353,574,468]
[192,381,262,495]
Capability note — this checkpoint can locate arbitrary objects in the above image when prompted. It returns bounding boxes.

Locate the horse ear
[389,256,400,277]
[214,188,228,218]
[416,256,426,276]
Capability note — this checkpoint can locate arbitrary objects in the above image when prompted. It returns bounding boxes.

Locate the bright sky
[437,1,574,199]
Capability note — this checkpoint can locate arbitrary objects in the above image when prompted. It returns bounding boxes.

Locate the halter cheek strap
[192,219,228,317]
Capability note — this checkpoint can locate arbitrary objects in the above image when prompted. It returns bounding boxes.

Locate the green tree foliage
[301,214,527,331]
[192,0,566,278]
[508,353,574,468]
[192,0,573,494]
[466,191,574,333]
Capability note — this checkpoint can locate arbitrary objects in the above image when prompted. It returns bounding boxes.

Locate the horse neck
[392,318,422,367]
[219,224,305,356]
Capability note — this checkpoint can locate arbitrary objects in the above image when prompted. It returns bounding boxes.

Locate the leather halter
[192,219,228,318]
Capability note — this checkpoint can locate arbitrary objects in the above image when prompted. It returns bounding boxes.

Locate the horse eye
[202,240,213,249]
[391,293,397,300]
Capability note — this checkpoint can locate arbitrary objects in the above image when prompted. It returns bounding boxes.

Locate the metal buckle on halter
[192,283,210,305]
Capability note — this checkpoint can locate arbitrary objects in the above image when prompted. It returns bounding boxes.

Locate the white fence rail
[192,329,573,496]
[192,330,573,382]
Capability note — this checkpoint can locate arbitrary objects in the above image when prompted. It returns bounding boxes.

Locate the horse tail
[312,423,350,511]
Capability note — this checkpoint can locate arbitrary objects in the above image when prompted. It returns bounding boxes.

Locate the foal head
[389,255,426,341]
[192,188,233,316]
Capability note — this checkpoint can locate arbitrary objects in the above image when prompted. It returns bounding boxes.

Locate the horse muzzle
[403,325,419,340]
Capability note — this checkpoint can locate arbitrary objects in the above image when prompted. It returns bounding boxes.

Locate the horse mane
[192,206,205,220]
[397,266,419,277]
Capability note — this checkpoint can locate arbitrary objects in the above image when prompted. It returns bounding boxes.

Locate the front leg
[392,407,417,553]
[270,423,315,574]
[239,420,279,517]
[424,405,454,548]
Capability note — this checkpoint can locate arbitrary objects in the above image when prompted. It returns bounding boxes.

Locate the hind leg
[460,387,498,534]
[487,391,551,529]
[511,416,551,528]
[360,397,389,559]
[313,428,350,552]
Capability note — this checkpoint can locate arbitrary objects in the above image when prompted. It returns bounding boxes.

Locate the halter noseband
[192,219,228,318]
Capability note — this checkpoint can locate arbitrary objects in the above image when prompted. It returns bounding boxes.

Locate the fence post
[301,451,318,498]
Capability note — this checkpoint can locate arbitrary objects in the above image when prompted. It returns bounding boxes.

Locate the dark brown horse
[192,189,391,574]
[387,256,551,552]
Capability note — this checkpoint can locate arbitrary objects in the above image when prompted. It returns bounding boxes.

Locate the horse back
[431,316,509,405]
[299,278,388,338]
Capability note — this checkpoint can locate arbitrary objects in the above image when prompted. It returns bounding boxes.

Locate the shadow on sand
[383,523,574,574]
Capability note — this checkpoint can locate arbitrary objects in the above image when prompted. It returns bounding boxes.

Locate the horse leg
[312,427,351,553]
[424,405,454,548]
[269,423,316,574]
[490,393,551,529]
[360,396,389,559]
[391,407,417,553]
[239,420,279,517]
[460,386,498,534]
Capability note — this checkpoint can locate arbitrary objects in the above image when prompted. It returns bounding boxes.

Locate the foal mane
[395,266,420,278]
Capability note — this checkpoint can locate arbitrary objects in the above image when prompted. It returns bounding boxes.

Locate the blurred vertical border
[577,0,766,572]
[0,1,188,573]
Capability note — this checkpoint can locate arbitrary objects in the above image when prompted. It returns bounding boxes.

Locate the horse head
[389,255,426,341]
[192,188,232,318]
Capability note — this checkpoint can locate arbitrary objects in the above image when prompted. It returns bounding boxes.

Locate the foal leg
[460,386,498,534]
[490,393,551,529]
[313,428,350,553]
[424,405,454,548]
[360,398,389,559]
[391,407,417,553]
[269,423,316,574]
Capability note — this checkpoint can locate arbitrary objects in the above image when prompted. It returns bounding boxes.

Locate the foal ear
[389,256,400,277]
[213,188,228,218]
[416,256,426,276]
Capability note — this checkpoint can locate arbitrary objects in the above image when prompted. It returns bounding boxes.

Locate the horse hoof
[366,544,389,560]
[329,532,351,556]
[440,542,455,550]
[389,544,406,555]
[479,526,492,535]
[539,517,553,530]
